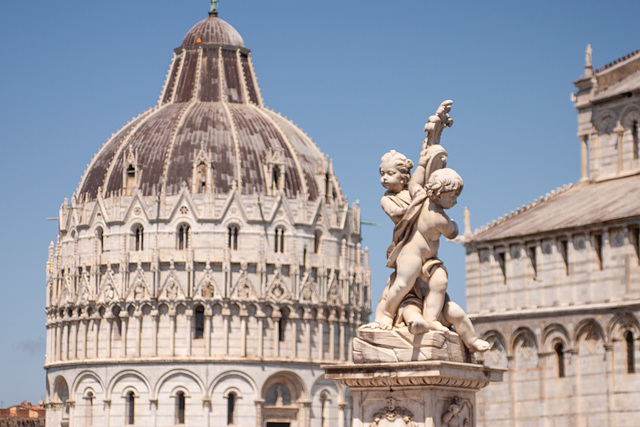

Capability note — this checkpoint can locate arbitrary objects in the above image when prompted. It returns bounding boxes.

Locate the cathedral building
[44,9,370,427]
[465,47,640,426]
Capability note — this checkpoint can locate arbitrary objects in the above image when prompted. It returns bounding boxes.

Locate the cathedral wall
[466,223,640,315]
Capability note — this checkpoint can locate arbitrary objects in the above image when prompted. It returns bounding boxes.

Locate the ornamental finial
[210,0,219,15]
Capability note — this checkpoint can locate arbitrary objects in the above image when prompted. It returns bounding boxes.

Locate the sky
[1,0,639,405]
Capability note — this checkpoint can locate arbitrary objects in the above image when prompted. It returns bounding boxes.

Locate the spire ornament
[210,0,219,15]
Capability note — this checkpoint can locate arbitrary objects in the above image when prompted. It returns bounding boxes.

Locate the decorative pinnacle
[210,0,219,15]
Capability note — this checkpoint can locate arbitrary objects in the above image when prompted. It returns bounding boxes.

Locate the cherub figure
[372,151,489,352]
[381,167,462,332]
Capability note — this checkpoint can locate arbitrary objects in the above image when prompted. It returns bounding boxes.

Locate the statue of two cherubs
[363,100,489,354]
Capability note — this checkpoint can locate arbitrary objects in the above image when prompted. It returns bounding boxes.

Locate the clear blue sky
[1,0,638,405]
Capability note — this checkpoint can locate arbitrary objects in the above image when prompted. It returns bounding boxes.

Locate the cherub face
[379,160,405,193]
[434,190,459,209]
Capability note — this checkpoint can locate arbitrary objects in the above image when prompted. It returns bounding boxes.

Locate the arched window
[132,225,144,251]
[177,224,190,250]
[274,227,285,253]
[320,391,331,427]
[314,230,322,254]
[194,305,205,339]
[278,308,288,342]
[554,342,565,378]
[272,165,281,192]
[228,225,239,251]
[125,164,136,196]
[125,391,135,425]
[633,121,639,159]
[96,227,104,254]
[197,163,207,193]
[84,391,94,426]
[625,330,635,374]
[227,392,236,425]
[176,391,186,424]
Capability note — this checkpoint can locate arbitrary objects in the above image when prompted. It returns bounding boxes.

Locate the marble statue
[356,100,489,362]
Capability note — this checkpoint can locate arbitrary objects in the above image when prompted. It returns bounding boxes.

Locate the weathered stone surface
[353,328,472,364]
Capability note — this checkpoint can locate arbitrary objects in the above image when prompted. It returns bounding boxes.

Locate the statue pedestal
[324,361,502,427]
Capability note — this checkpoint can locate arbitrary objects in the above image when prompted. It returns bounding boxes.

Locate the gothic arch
[574,318,606,347]
[542,323,571,352]
[621,105,640,127]
[154,368,205,400]
[607,311,640,340]
[106,370,151,400]
[594,109,617,134]
[72,370,105,397]
[208,370,258,399]
[261,370,308,402]
[509,327,538,357]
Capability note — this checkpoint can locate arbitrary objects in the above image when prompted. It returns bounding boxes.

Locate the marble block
[354,328,474,364]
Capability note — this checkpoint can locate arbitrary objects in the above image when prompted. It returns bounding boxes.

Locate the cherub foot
[407,318,430,335]
[359,322,380,330]
[427,320,450,333]
[378,314,394,330]
[468,338,491,352]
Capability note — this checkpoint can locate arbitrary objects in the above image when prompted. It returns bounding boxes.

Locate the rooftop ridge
[472,183,574,237]
[595,48,640,73]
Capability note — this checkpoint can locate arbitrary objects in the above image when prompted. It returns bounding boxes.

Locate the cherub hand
[410,186,427,200]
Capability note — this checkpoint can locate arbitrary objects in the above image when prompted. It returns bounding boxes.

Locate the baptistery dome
[45,10,370,427]
[79,12,337,202]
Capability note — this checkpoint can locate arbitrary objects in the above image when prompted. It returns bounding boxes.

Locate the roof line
[472,183,574,237]
[595,48,640,73]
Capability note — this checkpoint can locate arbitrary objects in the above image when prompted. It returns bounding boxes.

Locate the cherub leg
[403,304,430,335]
[422,267,449,332]
[381,252,422,329]
[442,300,490,352]
[361,273,393,329]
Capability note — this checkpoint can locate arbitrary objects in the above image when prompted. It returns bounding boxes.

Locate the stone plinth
[354,328,473,364]
[324,361,503,427]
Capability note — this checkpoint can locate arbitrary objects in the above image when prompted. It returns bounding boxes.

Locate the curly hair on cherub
[380,150,414,183]
[426,168,463,197]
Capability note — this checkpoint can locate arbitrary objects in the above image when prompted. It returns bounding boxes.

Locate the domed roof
[77,14,341,203]
[181,13,244,48]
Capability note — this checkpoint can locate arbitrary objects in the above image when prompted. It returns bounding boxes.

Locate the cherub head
[426,168,463,209]
[380,150,414,193]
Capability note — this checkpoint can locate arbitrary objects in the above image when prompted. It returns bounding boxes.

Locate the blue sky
[1,0,638,405]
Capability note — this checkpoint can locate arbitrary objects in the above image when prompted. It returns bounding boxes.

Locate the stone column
[580,134,589,181]
[615,123,625,173]
[324,361,503,427]
[222,306,230,355]
[151,309,159,357]
[170,309,176,357]
[254,400,264,427]
[202,399,211,427]
[106,316,113,359]
[205,308,212,357]
[186,309,193,356]
[329,318,336,360]
[135,310,142,357]
[257,313,265,359]
[339,317,346,361]
[92,316,100,359]
[240,312,247,357]
[83,317,89,360]
[103,399,111,427]
[150,399,158,427]
[121,313,129,358]
[305,315,312,361]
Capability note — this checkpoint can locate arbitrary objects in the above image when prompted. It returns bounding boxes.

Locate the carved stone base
[324,361,503,427]
[354,327,473,364]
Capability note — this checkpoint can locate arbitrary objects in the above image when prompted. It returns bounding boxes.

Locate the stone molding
[323,361,503,390]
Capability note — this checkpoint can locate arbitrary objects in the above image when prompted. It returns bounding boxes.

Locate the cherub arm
[408,145,429,198]
[437,215,459,240]
[381,195,407,220]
